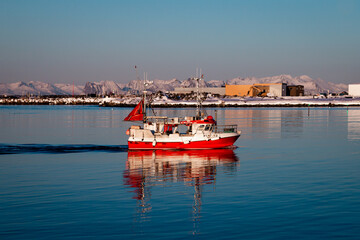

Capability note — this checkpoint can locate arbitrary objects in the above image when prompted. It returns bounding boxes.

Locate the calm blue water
[1,105,360,239]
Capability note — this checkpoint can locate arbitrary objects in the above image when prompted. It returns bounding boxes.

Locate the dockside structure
[173,83,304,97]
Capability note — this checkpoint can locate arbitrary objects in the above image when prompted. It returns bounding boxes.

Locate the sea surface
[1,105,360,239]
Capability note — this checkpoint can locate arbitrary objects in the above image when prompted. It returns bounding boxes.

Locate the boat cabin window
[205,125,211,131]
[198,125,205,130]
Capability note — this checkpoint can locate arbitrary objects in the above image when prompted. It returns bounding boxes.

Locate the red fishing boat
[124,76,241,149]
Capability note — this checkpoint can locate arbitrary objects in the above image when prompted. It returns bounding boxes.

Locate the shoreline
[1,96,360,107]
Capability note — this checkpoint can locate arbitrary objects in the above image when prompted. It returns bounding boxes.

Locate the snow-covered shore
[0,97,101,105]
[1,96,360,107]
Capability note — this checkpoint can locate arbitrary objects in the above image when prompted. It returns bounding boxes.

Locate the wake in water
[0,144,128,155]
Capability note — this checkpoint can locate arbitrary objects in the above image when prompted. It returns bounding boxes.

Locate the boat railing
[214,125,237,133]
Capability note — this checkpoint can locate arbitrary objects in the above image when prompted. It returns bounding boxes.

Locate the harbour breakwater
[1,96,360,107]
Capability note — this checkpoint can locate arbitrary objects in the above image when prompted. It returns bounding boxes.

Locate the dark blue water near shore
[0,144,128,154]
[1,105,360,239]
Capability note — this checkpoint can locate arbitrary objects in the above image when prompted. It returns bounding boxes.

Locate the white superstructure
[349,84,360,97]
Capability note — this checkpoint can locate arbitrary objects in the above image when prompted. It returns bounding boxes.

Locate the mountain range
[0,75,348,96]
[0,81,85,96]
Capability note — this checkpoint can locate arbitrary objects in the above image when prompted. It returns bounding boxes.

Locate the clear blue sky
[1,0,359,84]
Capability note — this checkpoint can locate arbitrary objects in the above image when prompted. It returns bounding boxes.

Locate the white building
[269,83,287,97]
[349,84,360,97]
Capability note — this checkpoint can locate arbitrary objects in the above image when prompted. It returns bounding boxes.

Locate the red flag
[124,100,144,121]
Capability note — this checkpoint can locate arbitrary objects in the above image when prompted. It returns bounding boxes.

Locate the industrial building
[173,83,304,97]
[349,84,360,97]
[225,83,287,97]
[287,85,304,96]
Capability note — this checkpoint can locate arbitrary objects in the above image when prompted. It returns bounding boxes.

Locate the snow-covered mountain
[54,83,84,95]
[227,75,347,95]
[207,80,225,87]
[0,81,85,96]
[84,80,125,95]
[151,78,183,92]
[180,78,207,88]
[85,78,183,95]
[0,74,348,96]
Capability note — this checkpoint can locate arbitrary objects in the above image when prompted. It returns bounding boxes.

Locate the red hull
[128,135,239,149]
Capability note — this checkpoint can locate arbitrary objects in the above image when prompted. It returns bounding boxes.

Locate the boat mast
[143,72,147,123]
[196,68,202,119]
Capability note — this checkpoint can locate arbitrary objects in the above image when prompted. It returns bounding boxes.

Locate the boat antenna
[135,65,140,81]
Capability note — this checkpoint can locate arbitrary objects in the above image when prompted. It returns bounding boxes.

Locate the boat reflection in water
[123,149,239,233]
